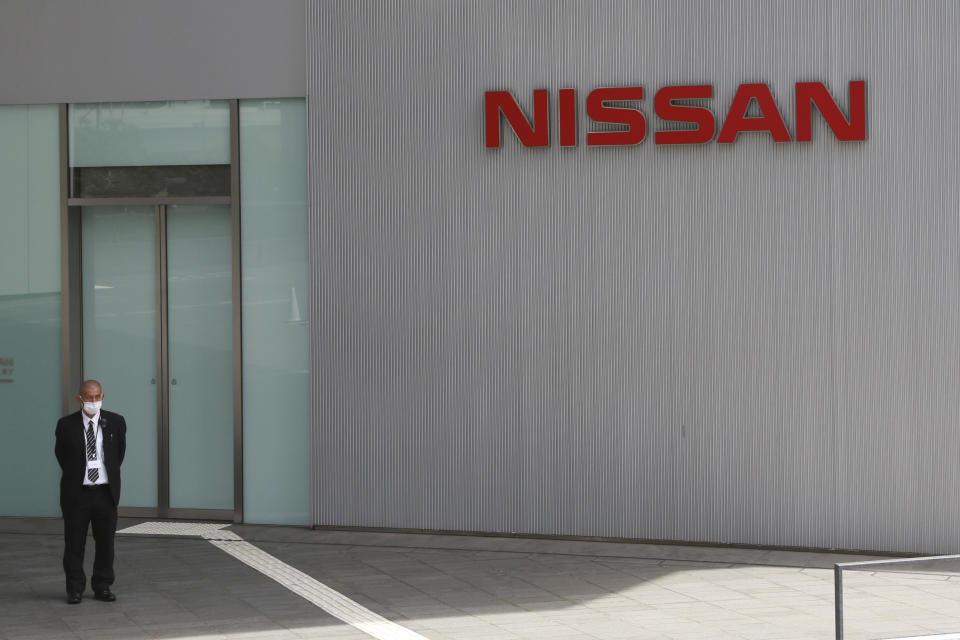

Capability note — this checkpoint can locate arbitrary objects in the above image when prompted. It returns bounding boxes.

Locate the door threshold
[119,507,235,522]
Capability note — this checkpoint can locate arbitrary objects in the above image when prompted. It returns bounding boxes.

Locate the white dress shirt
[81,410,109,485]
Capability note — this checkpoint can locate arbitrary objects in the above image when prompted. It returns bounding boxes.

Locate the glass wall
[0,98,311,524]
[240,99,310,524]
[0,105,62,516]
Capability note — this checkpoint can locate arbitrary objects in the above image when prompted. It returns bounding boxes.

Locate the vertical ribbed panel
[307,0,960,553]
[306,0,323,529]
[831,2,960,554]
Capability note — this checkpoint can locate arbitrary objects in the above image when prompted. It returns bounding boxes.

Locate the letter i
[558,88,577,147]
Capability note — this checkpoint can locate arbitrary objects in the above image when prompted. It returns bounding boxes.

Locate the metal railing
[835,554,960,639]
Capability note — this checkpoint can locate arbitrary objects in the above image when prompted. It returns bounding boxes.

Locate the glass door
[81,204,234,516]
[166,205,233,510]
[82,206,159,508]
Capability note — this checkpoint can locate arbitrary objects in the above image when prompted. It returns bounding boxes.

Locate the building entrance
[80,204,235,519]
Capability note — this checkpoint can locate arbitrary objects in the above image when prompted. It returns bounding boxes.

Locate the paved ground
[2,517,960,639]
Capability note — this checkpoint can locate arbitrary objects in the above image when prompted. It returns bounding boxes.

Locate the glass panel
[167,204,233,510]
[240,98,310,524]
[81,206,158,508]
[0,105,61,517]
[69,101,230,168]
[72,164,230,199]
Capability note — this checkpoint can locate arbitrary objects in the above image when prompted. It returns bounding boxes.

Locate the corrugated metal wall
[307,0,960,553]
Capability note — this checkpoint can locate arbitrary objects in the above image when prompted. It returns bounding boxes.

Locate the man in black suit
[54,380,126,604]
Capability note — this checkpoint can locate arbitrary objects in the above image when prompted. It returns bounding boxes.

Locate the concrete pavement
[2,517,960,639]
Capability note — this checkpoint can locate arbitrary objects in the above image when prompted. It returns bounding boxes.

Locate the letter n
[485,90,549,148]
[795,81,866,142]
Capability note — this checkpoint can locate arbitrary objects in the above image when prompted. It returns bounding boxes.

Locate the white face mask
[82,401,102,415]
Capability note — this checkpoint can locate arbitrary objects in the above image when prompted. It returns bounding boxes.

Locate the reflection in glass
[69,100,230,168]
[81,206,158,508]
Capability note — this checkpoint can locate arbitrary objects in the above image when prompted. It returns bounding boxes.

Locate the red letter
[558,88,577,147]
[795,81,866,142]
[586,87,646,146]
[485,90,549,148]
[717,83,791,143]
[654,85,716,145]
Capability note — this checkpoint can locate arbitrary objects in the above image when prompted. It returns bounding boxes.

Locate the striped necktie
[86,420,99,483]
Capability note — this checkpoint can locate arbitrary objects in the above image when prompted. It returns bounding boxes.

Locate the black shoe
[66,592,82,604]
[93,588,115,602]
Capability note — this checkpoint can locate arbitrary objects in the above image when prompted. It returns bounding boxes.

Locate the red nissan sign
[485,81,866,147]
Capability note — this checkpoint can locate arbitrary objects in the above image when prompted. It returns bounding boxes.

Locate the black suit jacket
[55,410,127,508]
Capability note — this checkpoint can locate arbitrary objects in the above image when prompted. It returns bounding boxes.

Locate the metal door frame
[58,101,244,523]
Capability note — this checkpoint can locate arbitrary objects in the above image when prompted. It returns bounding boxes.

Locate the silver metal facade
[307,1,960,553]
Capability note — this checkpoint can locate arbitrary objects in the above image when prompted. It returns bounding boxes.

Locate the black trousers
[62,485,117,595]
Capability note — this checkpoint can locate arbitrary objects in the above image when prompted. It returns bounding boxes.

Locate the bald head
[78,380,102,397]
[77,380,104,417]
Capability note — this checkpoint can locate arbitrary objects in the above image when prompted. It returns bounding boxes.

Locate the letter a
[717,84,791,143]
